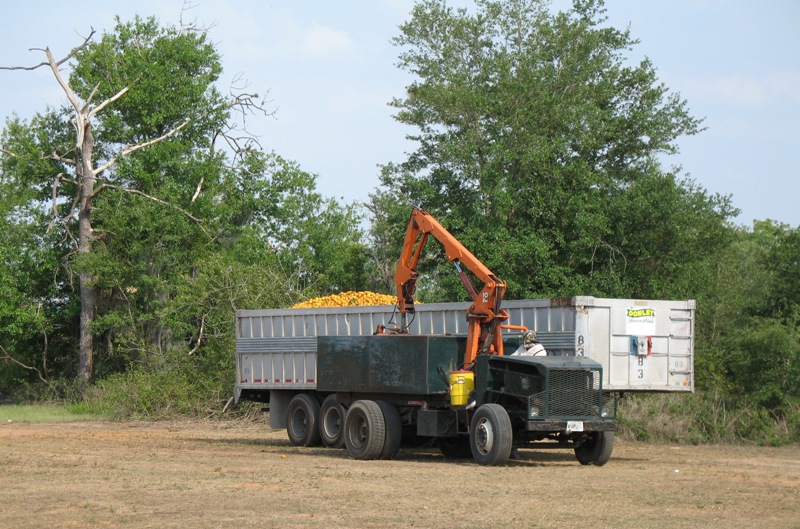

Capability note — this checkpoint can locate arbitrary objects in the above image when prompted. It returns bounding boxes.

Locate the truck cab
[471,353,616,464]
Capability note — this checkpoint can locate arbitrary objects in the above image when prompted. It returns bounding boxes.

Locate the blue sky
[1,1,798,228]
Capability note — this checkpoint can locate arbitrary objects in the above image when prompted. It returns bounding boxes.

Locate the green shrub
[617,391,800,446]
[79,348,234,420]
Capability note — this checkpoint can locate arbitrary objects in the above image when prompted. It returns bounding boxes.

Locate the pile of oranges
[291,291,399,309]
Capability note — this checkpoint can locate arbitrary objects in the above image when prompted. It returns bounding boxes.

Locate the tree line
[1,1,797,442]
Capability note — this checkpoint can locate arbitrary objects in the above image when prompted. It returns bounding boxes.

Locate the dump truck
[235,209,695,466]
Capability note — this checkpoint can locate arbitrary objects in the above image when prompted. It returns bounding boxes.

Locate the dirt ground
[1,419,798,529]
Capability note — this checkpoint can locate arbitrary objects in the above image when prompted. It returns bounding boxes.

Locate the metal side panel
[236,337,318,390]
[236,306,399,338]
[316,335,461,395]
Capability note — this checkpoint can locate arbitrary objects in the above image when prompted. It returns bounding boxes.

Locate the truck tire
[344,400,386,460]
[286,393,321,447]
[376,401,402,460]
[470,403,513,466]
[574,431,614,466]
[319,395,347,449]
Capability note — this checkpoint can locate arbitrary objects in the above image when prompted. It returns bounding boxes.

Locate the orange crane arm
[394,208,509,366]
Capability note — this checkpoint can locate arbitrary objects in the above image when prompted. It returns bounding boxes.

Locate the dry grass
[1,419,798,529]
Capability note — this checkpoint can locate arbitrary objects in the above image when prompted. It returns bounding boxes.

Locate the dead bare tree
[0,33,196,387]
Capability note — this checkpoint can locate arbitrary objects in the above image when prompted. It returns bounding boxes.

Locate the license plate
[566,421,584,433]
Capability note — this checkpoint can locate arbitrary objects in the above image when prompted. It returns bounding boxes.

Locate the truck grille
[530,369,601,418]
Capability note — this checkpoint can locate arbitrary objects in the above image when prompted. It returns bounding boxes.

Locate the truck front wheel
[344,400,386,460]
[470,404,513,466]
[286,393,321,447]
[574,431,614,466]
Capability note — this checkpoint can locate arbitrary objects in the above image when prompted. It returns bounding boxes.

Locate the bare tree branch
[87,86,130,119]
[39,45,92,153]
[95,182,208,235]
[48,151,77,166]
[191,175,205,204]
[178,0,217,35]
[44,47,84,116]
[52,190,81,246]
[93,119,191,176]
[80,82,101,114]
[0,28,95,72]
[40,40,130,155]
[207,76,277,163]
[47,173,64,232]
[46,173,81,234]
[187,314,205,356]
[0,344,49,384]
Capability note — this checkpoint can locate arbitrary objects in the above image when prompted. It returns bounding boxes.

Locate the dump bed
[316,335,461,395]
[235,296,694,402]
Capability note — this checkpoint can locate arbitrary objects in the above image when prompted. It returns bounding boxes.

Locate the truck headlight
[592,404,612,417]
[529,405,540,418]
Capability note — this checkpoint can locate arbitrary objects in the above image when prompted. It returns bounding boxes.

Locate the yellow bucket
[449,370,475,406]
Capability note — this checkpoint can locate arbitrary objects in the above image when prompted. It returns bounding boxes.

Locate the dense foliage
[370,0,736,302]
[0,16,367,405]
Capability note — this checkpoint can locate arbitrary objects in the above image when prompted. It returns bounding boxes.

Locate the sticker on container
[626,307,656,335]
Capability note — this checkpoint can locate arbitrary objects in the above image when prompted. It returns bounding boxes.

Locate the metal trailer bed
[235,296,695,408]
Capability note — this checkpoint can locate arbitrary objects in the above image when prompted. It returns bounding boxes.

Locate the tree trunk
[77,123,96,386]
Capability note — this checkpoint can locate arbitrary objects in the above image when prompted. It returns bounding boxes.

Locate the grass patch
[616,391,800,446]
[0,404,108,423]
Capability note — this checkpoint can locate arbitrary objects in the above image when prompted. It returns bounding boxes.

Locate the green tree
[225,150,369,295]
[365,188,418,293]
[0,109,85,394]
[692,227,769,391]
[1,15,366,393]
[721,222,800,414]
[0,19,220,385]
[371,0,735,301]
[0,138,77,392]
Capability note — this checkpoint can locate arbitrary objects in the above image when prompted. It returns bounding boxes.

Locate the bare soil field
[1,419,798,529]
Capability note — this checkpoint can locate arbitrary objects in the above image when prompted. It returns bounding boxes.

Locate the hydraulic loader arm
[394,208,509,365]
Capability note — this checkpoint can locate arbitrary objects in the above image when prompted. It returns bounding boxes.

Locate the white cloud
[769,70,800,103]
[709,70,800,105]
[715,75,768,104]
[300,23,356,60]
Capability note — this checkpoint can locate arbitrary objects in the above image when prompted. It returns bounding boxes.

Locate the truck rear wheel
[344,400,386,460]
[574,431,614,466]
[319,395,347,449]
[376,401,402,460]
[286,393,321,447]
[470,403,513,466]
